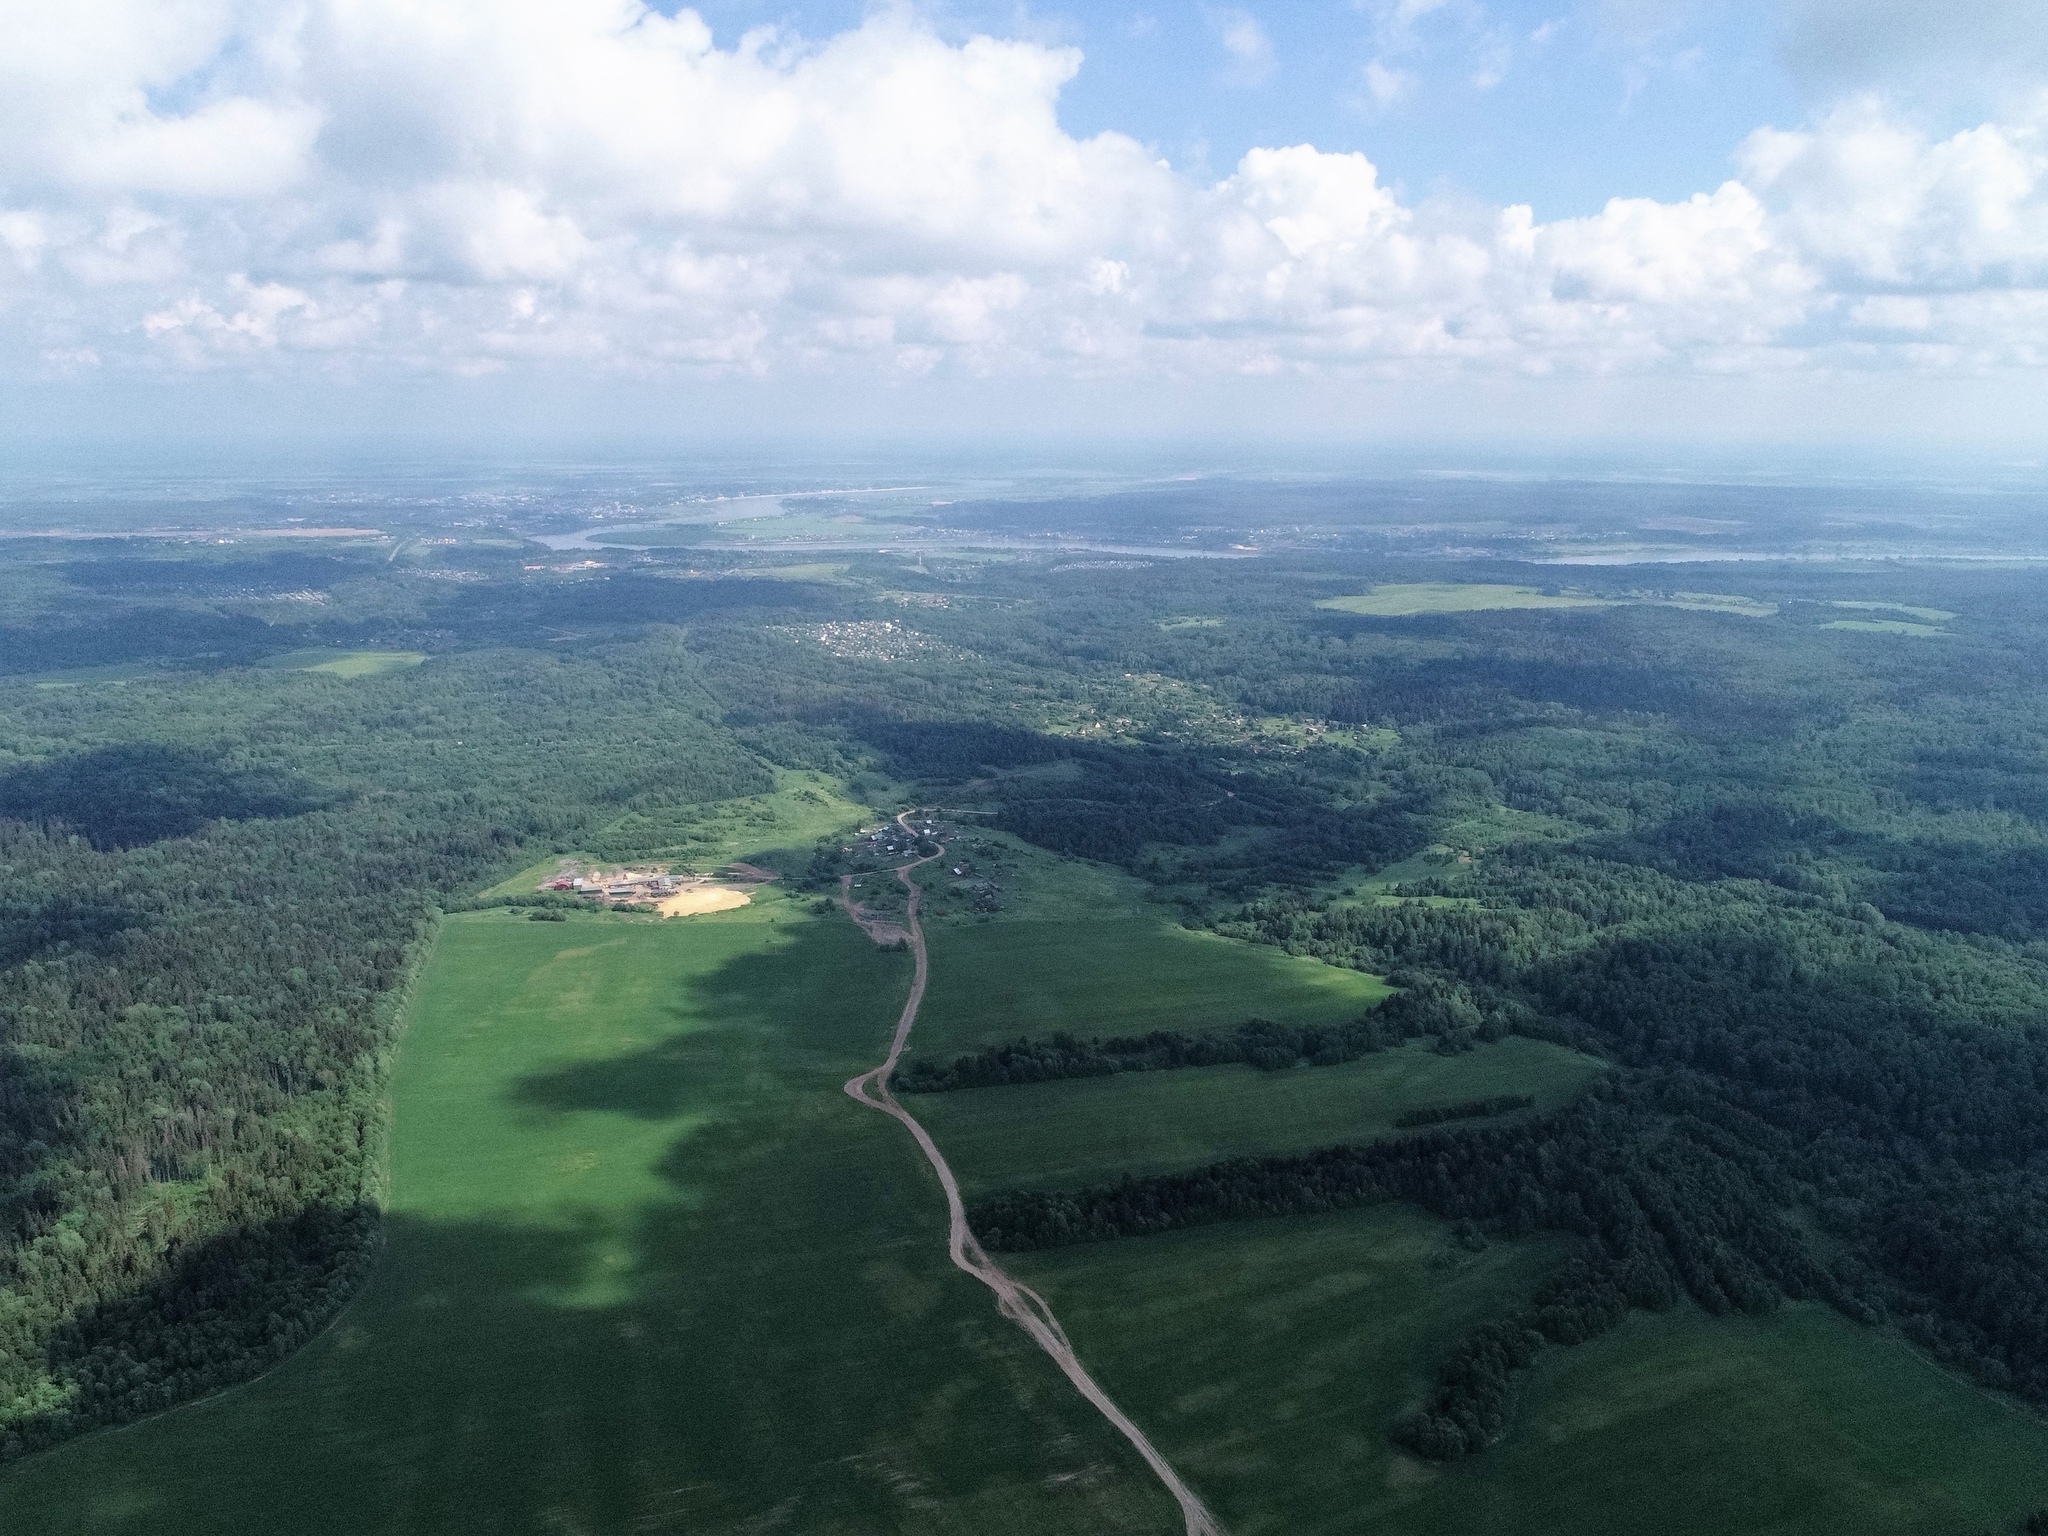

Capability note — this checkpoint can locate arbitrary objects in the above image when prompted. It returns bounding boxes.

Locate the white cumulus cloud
[0,0,2044,389]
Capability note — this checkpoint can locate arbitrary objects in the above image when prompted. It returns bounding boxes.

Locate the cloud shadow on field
[508,1025,753,1122]
[0,912,1151,1536]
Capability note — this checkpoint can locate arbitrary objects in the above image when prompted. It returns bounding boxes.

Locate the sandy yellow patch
[656,886,752,917]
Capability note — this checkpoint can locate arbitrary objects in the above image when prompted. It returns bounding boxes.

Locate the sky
[2,0,2047,456]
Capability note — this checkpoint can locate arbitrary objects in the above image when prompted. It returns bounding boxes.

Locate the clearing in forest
[915,914,1388,1059]
[1317,585,1777,620]
[1318,584,1610,616]
[918,1035,1604,1198]
[587,768,871,869]
[1829,600,1956,623]
[1823,618,1952,637]
[258,648,430,676]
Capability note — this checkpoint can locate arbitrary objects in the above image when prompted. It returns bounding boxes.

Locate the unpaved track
[843,815,1226,1536]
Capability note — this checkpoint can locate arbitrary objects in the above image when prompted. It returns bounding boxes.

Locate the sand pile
[657,886,752,917]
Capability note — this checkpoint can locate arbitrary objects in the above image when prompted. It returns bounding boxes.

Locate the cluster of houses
[845,818,942,861]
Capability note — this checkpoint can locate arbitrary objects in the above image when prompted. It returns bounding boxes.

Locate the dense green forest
[0,602,773,1452]
[891,1007,1443,1091]
[7,521,2048,1496]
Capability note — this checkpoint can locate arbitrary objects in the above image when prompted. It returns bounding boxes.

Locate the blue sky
[2,0,2046,453]
[675,1,2013,214]
[676,2,1785,213]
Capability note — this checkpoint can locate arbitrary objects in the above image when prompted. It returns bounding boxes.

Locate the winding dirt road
[843,814,1226,1536]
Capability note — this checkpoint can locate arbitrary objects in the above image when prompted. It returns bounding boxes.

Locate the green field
[1466,1306,2048,1536]
[920,1036,1606,1197]
[0,900,1174,1535]
[258,648,431,676]
[914,915,1391,1059]
[16,649,429,688]
[482,771,876,896]
[591,768,874,867]
[1830,600,1956,623]
[1010,1206,1567,1536]
[1013,1215,2048,1536]
[1318,585,1610,617]
[1647,591,1777,617]
[20,661,167,688]
[1316,586,1777,621]
[1823,619,1952,637]
[739,562,854,581]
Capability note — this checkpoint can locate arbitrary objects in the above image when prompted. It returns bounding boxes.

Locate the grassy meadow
[258,648,431,676]
[1013,1217,2048,1536]
[0,899,1174,1536]
[1315,585,1777,621]
[1829,601,1956,623]
[1465,1305,2048,1536]
[914,915,1390,1058]
[1823,619,1953,636]
[1008,1206,1567,1536]
[593,767,874,868]
[482,769,874,897]
[908,837,1389,1058]
[1317,585,1610,617]
[920,1035,1605,1197]
[1647,591,1778,617]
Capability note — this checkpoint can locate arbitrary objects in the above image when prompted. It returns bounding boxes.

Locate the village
[839,816,1006,916]
[842,815,943,863]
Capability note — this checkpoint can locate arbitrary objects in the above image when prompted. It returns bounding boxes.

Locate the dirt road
[843,815,1226,1536]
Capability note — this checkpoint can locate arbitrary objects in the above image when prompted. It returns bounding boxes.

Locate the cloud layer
[2,0,2046,387]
